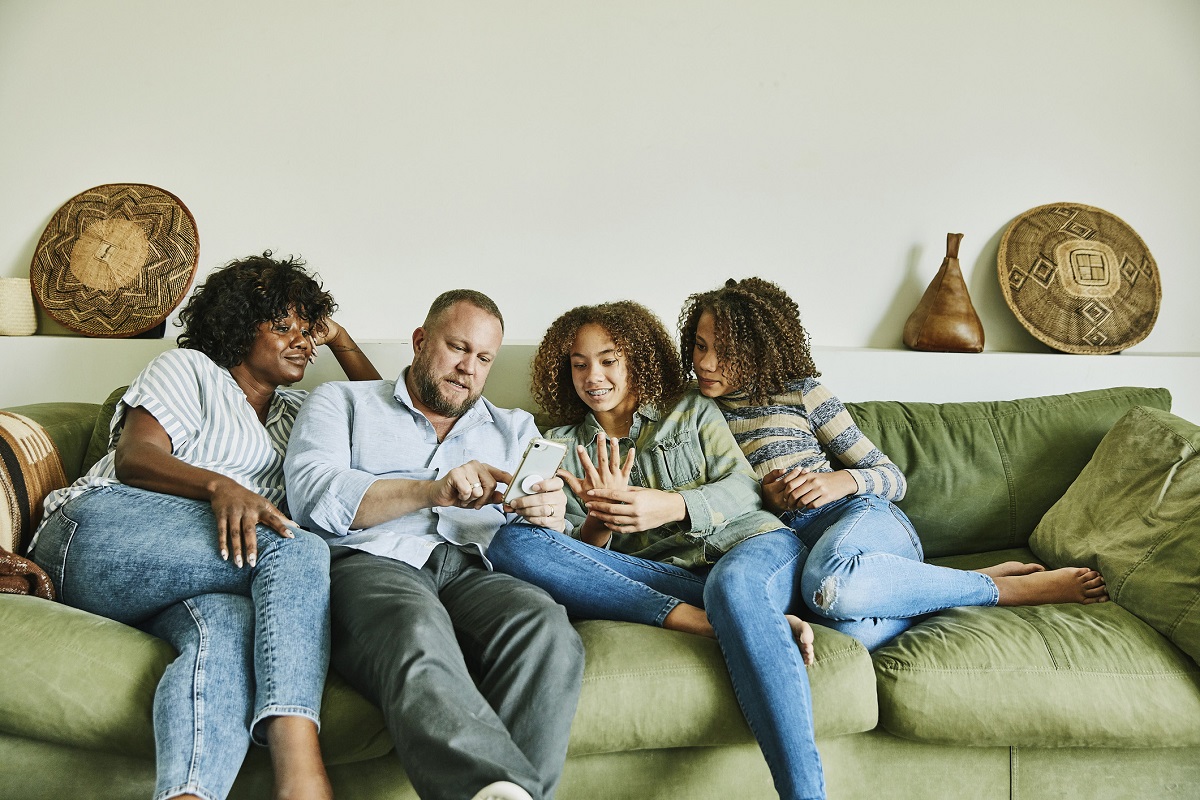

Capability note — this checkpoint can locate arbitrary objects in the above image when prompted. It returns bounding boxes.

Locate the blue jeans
[31,484,331,800]
[487,523,825,800]
[784,495,999,652]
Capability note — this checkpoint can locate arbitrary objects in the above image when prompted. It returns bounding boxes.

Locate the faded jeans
[31,484,330,800]
[784,494,998,651]
[487,523,826,800]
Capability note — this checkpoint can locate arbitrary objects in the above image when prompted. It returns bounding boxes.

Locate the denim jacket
[546,389,782,569]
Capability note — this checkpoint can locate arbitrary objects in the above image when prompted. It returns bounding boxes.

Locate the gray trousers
[329,544,585,800]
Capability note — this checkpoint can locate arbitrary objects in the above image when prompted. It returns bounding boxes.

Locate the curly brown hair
[531,301,687,427]
[678,277,820,405]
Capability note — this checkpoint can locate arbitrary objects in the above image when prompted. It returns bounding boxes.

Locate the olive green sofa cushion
[847,387,1172,558]
[872,602,1200,747]
[0,593,876,765]
[569,619,876,755]
[1030,405,1200,665]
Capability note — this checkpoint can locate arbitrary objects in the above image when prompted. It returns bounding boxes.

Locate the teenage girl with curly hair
[31,252,380,800]
[489,300,828,800]
[679,277,1108,652]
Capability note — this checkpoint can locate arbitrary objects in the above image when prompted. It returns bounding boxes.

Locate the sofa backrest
[4,385,1173,561]
[846,386,1171,559]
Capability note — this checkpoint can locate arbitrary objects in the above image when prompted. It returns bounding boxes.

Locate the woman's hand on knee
[209,477,295,568]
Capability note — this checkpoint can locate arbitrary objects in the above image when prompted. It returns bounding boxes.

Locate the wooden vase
[903,233,985,353]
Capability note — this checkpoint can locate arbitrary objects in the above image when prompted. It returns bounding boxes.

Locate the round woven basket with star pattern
[30,183,199,337]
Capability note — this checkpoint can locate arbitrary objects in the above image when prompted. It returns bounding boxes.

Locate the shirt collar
[581,402,659,441]
[393,367,495,433]
[219,365,291,427]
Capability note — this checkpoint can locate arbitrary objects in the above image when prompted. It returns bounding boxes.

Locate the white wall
[2,1,1198,395]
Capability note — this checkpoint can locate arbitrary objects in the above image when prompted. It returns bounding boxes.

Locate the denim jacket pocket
[648,433,702,490]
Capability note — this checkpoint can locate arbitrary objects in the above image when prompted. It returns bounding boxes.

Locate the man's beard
[411,355,483,418]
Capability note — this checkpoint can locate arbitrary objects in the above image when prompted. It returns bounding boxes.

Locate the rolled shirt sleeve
[284,382,379,536]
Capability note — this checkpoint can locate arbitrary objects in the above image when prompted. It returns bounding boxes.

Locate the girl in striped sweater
[679,278,1108,651]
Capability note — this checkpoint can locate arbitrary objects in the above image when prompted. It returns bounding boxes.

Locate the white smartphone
[503,437,568,503]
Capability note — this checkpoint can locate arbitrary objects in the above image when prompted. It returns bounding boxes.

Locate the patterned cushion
[0,410,68,556]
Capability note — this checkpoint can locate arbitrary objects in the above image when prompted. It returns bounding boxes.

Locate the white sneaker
[469,781,534,800]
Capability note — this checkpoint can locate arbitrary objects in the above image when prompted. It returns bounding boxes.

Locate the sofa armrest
[2,403,100,482]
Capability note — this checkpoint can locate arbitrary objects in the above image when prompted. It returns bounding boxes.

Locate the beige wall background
[2,1,1198,408]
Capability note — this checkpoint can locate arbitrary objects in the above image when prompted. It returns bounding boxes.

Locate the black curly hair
[531,301,687,427]
[176,251,336,368]
[679,277,820,405]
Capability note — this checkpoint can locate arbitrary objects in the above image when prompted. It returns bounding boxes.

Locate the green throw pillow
[1030,405,1200,665]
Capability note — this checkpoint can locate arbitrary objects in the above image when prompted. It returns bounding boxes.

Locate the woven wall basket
[30,183,199,337]
[997,203,1160,354]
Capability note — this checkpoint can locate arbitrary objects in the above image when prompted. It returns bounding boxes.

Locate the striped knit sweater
[716,377,906,501]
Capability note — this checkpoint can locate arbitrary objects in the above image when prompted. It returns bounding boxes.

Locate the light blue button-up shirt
[283,370,541,568]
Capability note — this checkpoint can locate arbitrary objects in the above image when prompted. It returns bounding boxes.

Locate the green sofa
[3,385,1199,799]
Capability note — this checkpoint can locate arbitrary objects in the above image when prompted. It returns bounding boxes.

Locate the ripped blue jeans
[784,495,998,651]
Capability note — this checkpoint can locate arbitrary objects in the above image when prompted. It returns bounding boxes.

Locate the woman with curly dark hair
[488,300,828,800]
[680,277,1108,652]
[30,252,380,800]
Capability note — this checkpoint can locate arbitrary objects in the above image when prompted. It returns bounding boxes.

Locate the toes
[786,615,815,666]
[801,642,815,667]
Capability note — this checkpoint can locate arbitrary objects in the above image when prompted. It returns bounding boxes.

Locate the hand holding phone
[503,438,568,503]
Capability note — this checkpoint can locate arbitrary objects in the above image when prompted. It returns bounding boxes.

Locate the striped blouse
[31,348,305,550]
[716,377,907,501]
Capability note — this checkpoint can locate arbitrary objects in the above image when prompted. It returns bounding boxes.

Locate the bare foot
[976,561,1046,579]
[786,614,815,666]
[994,567,1109,606]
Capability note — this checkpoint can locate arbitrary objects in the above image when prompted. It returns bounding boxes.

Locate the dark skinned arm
[113,406,295,568]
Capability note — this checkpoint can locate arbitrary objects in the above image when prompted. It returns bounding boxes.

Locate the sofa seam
[583,646,870,682]
[987,416,1019,549]
[1009,746,1018,800]
[1112,500,1200,638]
[1010,607,1070,670]
[874,666,1199,677]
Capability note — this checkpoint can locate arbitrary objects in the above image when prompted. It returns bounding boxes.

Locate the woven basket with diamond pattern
[997,202,1160,354]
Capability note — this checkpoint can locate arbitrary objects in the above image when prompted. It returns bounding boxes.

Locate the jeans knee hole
[813,576,838,611]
